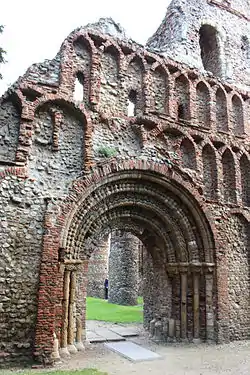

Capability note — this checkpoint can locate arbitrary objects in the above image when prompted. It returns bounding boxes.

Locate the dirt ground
[57,323,250,375]
[2,323,250,375]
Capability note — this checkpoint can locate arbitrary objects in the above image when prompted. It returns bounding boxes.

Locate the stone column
[87,234,110,298]
[109,230,139,305]
[180,265,188,340]
[138,242,145,296]
[75,260,88,350]
[205,265,215,343]
[67,271,78,354]
[60,269,70,357]
[192,265,201,342]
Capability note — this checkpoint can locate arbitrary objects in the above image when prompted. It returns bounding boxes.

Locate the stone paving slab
[110,326,139,337]
[86,330,106,343]
[94,327,126,341]
[104,341,161,362]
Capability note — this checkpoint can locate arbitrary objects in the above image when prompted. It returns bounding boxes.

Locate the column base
[68,344,78,354]
[59,347,70,358]
[51,350,61,361]
[75,341,85,351]
[193,338,201,344]
[206,339,214,345]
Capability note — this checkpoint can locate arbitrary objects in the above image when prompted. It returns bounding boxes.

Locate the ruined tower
[148,0,250,89]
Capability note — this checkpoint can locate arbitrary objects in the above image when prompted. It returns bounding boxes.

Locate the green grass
[86,297,143,323]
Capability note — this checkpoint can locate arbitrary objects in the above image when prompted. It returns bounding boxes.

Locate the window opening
[73,72,84,102]
[127,90,137,116]
[199,25,222,77]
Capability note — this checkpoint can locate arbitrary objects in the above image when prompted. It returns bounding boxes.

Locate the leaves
[0,24,6,79]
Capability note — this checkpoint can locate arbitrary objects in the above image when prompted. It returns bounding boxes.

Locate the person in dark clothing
[104,278,109,300]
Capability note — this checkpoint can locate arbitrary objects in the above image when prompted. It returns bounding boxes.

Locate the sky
[0,0,171,95]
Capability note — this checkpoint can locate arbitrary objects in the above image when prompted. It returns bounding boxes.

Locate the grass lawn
[86,296,143,323]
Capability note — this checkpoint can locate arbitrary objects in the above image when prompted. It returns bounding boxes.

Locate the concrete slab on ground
[104,341,161,362]
[86,330,106,343]
[110,326,139,337]
[94,328,126,341]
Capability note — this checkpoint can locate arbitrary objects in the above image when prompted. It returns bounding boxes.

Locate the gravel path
[2,322,250,375]
[57,322,250,375]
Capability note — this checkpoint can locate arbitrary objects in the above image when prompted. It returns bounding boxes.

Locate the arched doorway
[34,163,216,361]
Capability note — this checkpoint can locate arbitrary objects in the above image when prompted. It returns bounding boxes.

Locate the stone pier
[108,231,139,306]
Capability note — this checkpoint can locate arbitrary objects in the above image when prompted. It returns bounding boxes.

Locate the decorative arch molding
[58,160,216,261]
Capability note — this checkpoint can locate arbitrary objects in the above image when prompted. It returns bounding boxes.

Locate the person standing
[104,278,108,300]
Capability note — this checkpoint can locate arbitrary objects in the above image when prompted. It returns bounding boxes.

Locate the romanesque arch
[34,162,216,360]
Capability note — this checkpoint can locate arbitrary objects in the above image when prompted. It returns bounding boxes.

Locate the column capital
[191,263,203,274]
[203,263,215,274]
[166,263,179,276]
[179,262,189,274]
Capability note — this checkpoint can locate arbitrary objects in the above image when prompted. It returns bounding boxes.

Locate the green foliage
[97,146,117,158]
[86,297,143,323]
[0,25,6,79]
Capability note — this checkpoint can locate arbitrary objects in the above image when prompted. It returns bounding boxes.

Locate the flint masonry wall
[109,231,139,305]
[0,174,46,364]
[0,3,250,364]
[87,235,109,299]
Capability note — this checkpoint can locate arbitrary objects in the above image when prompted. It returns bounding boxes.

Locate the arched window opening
[232,95,244,136]
[216,88,228,132]
[127,90,137,116]
[73,72,84,102]
[127,58,144,114]
[222,149,236,204]
[180,138,197,170]
[196,82,210,128]
[151,67,168,114]
[240,154,250,207]
[202,145,218,200]
[241,36,250,66]
[199,25,222,77]
[175,75,190,121]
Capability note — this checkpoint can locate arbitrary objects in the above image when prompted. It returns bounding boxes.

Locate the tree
[0,25,6,79]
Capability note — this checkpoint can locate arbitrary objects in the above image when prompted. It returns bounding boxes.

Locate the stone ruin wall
[147,0,250,90]
[87,235,109,299]
[0,17,250,364]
